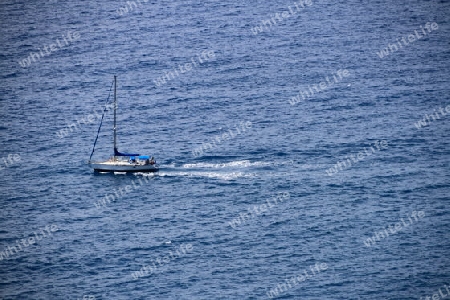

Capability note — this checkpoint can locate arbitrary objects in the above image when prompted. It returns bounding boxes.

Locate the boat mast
[113,75,117,158]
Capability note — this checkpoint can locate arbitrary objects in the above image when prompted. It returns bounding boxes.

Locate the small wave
[112,172,129,175]
[155,171,255,180]
[181,160,271,169]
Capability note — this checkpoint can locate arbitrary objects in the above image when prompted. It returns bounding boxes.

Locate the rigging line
[88,78,115,163]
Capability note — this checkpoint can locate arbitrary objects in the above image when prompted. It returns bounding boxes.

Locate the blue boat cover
[138,155,150,159]
[114,148,140,157]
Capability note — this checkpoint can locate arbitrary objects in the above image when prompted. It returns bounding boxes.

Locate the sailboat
[88,76,159,173]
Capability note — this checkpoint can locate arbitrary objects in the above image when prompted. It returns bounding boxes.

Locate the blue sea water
[1,0,450,299]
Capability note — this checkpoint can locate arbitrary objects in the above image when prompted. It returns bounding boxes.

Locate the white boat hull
[90,162,159,173]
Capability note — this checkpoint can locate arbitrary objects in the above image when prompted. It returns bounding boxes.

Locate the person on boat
[150,157,156,165]
[130,157,136,164]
